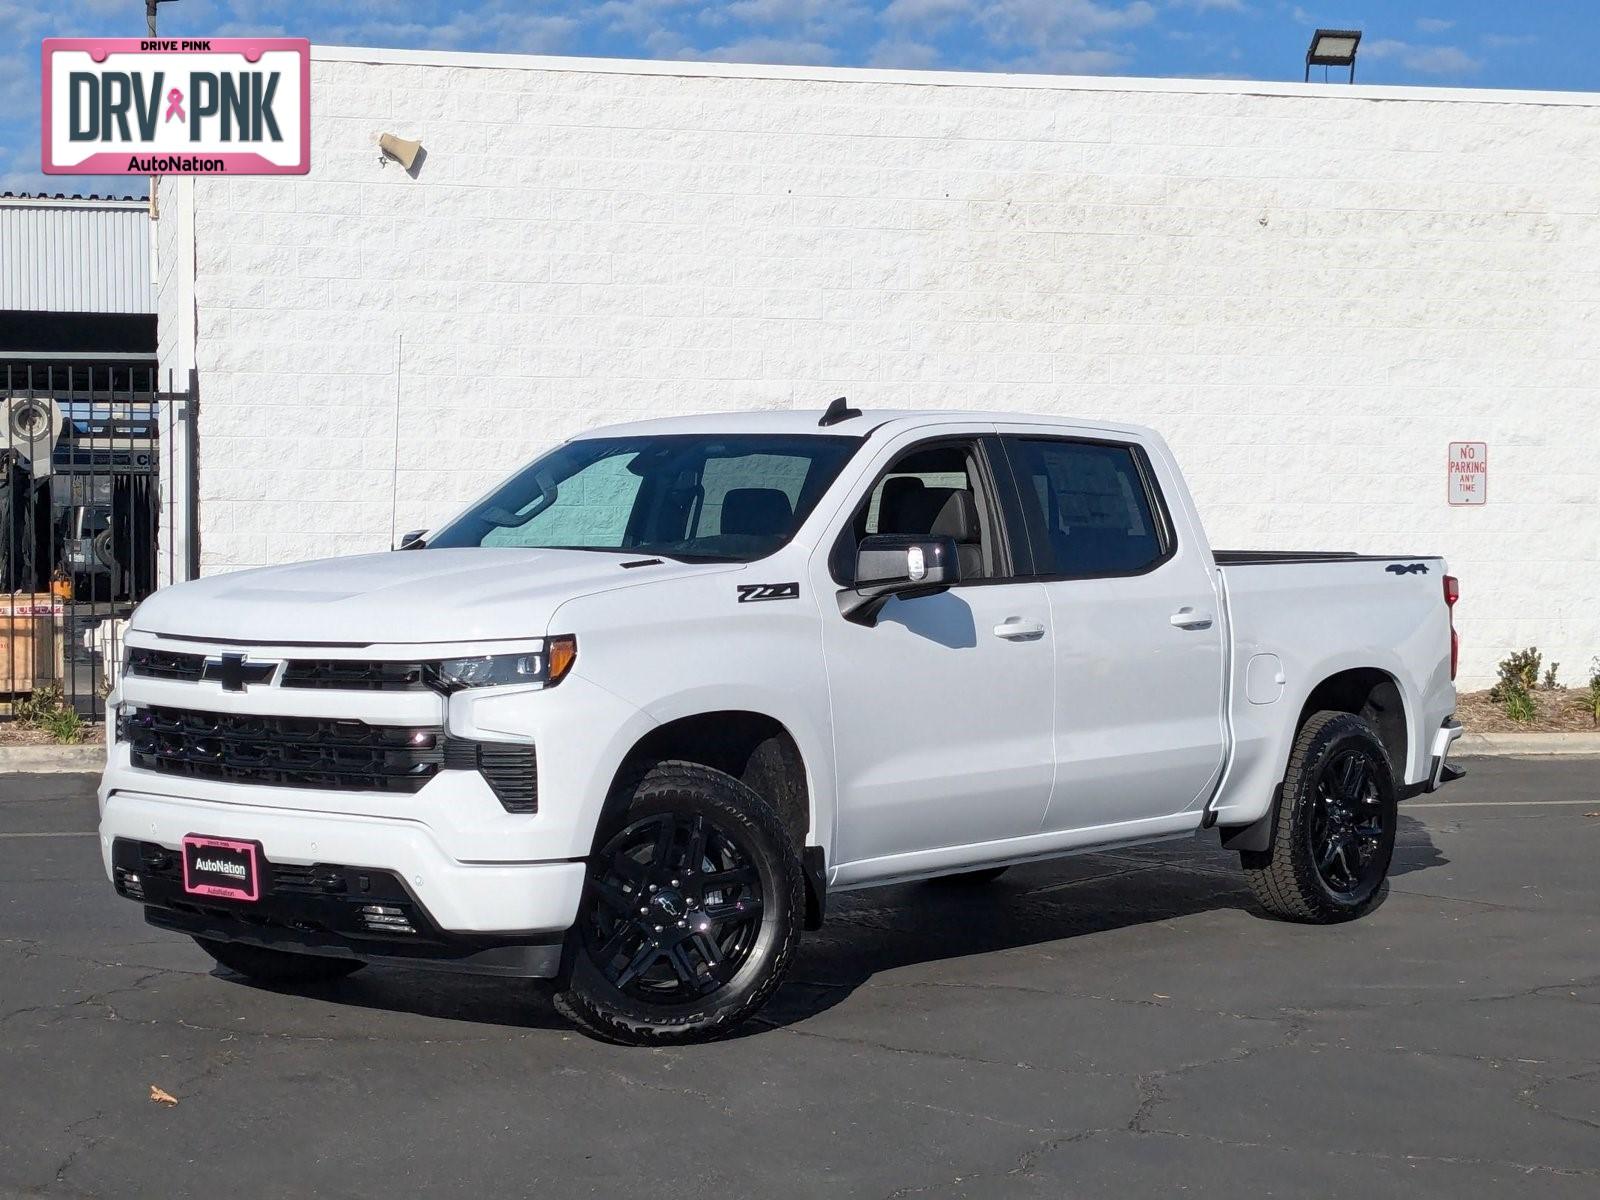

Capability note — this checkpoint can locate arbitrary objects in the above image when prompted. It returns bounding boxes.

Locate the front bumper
[112,838,567,977]
[99,788,587,975]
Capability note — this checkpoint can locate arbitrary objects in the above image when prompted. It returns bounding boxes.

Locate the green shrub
[1490,648,1542,722]
[1542,662,1560,689]
[12,684,84,743]
[39,707,84,744]
[1490,647,1541,699]
[12,684,67,728]
[1502,689,1536,723]
[1588,659,1600,728]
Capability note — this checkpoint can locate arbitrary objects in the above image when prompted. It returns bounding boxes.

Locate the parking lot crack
[1126,1126,1600,1179]
[52,1107,108,1190]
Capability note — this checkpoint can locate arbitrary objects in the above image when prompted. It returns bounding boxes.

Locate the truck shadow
[753,811,1449,1033]
[215,815,1446,1036]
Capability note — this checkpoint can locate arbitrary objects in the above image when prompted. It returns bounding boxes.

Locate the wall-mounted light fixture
[1305,28,1362,83]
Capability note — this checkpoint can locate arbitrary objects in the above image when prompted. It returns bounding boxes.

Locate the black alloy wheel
[584,809,765,1002]
[1307,747,1387,897]
[554,761,803,1044]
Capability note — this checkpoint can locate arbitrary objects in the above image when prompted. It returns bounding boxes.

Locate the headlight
[431,635,577,691]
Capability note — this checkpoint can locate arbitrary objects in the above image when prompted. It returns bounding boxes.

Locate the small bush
[1588,659,1600,728]
[13,684,68,728]
[1502,689,1536,723]
[1542,662,1560,689]
[12,684,85,744]
[1491,649,1542,704]
[1490,647,1542,722]
[39,707,84,744]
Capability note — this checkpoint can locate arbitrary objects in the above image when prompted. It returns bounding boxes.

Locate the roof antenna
[818,396,861,427]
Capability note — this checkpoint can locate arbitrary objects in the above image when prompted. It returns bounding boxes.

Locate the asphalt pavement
[2,758,1597,1198]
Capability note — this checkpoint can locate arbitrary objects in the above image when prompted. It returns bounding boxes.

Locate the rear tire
[193,937,366,984]
[554,761,804,1045]
[1241,711,1398,923]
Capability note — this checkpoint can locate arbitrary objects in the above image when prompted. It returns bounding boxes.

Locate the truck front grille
[123,706,443,793]
[280,660,430,691]
[127,650,430,692]
[126,648,205,682]
[121,706,538,811]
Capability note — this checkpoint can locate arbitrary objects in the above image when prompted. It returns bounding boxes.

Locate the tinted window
[834,442,994,581]
[429,434,859,563]
[1006,439,1166,577]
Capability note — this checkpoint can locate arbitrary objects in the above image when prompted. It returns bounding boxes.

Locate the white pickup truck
[100,405,1463,1043]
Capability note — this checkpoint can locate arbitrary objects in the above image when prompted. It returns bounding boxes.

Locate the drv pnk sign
[42,38,309,175]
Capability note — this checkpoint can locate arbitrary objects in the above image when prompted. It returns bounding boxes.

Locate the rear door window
[1004,438,1168,578]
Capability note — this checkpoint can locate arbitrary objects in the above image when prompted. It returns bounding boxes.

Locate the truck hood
[130,548,738,645]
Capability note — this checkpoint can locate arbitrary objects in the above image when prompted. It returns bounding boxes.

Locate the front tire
[554,761,804,1045]
[1241,711,1398,923]
[193,937,366,984]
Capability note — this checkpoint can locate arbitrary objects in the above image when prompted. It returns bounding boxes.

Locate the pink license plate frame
[181,834,262,902]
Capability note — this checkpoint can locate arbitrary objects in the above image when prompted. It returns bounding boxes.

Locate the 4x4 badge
[737,583,799,603]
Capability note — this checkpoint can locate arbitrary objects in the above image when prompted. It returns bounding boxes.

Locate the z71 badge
[737,583,799,603]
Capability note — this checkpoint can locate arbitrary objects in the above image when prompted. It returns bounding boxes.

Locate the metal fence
[3,362,196,722]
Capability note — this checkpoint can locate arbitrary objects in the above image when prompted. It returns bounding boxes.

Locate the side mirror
[839,534,960,625]
[397,529,427,550]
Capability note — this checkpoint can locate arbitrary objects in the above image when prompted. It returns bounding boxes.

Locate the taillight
[1443,575,1460,681]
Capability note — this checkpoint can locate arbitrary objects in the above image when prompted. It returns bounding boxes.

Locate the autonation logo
[195,857,248,879]
[43,37,309,176]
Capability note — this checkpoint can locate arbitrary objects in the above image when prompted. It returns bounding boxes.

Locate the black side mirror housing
[839,534,961,625]
[397,529,427,550]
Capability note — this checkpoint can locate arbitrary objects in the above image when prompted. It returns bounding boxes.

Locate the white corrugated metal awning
[0,194,152,315]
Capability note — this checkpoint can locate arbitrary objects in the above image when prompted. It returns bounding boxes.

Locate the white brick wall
[160,48,1600,689]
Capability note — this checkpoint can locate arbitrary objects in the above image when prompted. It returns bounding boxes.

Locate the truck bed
[1205,550,1457,832]
[1212,550,1442,566]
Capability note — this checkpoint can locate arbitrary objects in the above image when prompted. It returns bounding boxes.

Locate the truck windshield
[426,434,861,562]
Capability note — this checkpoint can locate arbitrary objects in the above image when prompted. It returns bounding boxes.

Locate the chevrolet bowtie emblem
[202,653,277,692]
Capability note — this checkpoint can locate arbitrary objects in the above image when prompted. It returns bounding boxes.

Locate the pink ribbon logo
[164,88,185,123]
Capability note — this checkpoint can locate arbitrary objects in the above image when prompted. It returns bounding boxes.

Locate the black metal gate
[3,362,196,722]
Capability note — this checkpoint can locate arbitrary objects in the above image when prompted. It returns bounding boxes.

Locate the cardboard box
[1,594,66,697]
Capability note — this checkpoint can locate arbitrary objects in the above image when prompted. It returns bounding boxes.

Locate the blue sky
[3,1,1587,197]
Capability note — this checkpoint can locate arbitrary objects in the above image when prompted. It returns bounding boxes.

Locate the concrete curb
[0,744,107,775]
[1456,731,1600,757]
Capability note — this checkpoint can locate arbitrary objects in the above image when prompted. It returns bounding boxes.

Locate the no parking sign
[1448,442,1487,505]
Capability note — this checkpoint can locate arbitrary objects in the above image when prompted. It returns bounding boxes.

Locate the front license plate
[182,835,261,902]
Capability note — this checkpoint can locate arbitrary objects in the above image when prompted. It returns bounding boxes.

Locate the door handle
[1170,607,1214,630]
[993,618,1046,641]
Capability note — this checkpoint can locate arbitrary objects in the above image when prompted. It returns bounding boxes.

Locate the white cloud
[726,0,868,28]
[1363,38,1482,77]
[1170,0,1248,11]
[594,0,697,38]
[882,0,974,28]
[983,0,1157,42]
[686,35,840,66]
[1482,33,1537,49]
[1019,46,1132,73]
[867,37,945,68]
[1415,17,1455,34]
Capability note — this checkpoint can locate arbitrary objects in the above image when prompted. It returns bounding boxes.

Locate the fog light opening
[359,904,417,934]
